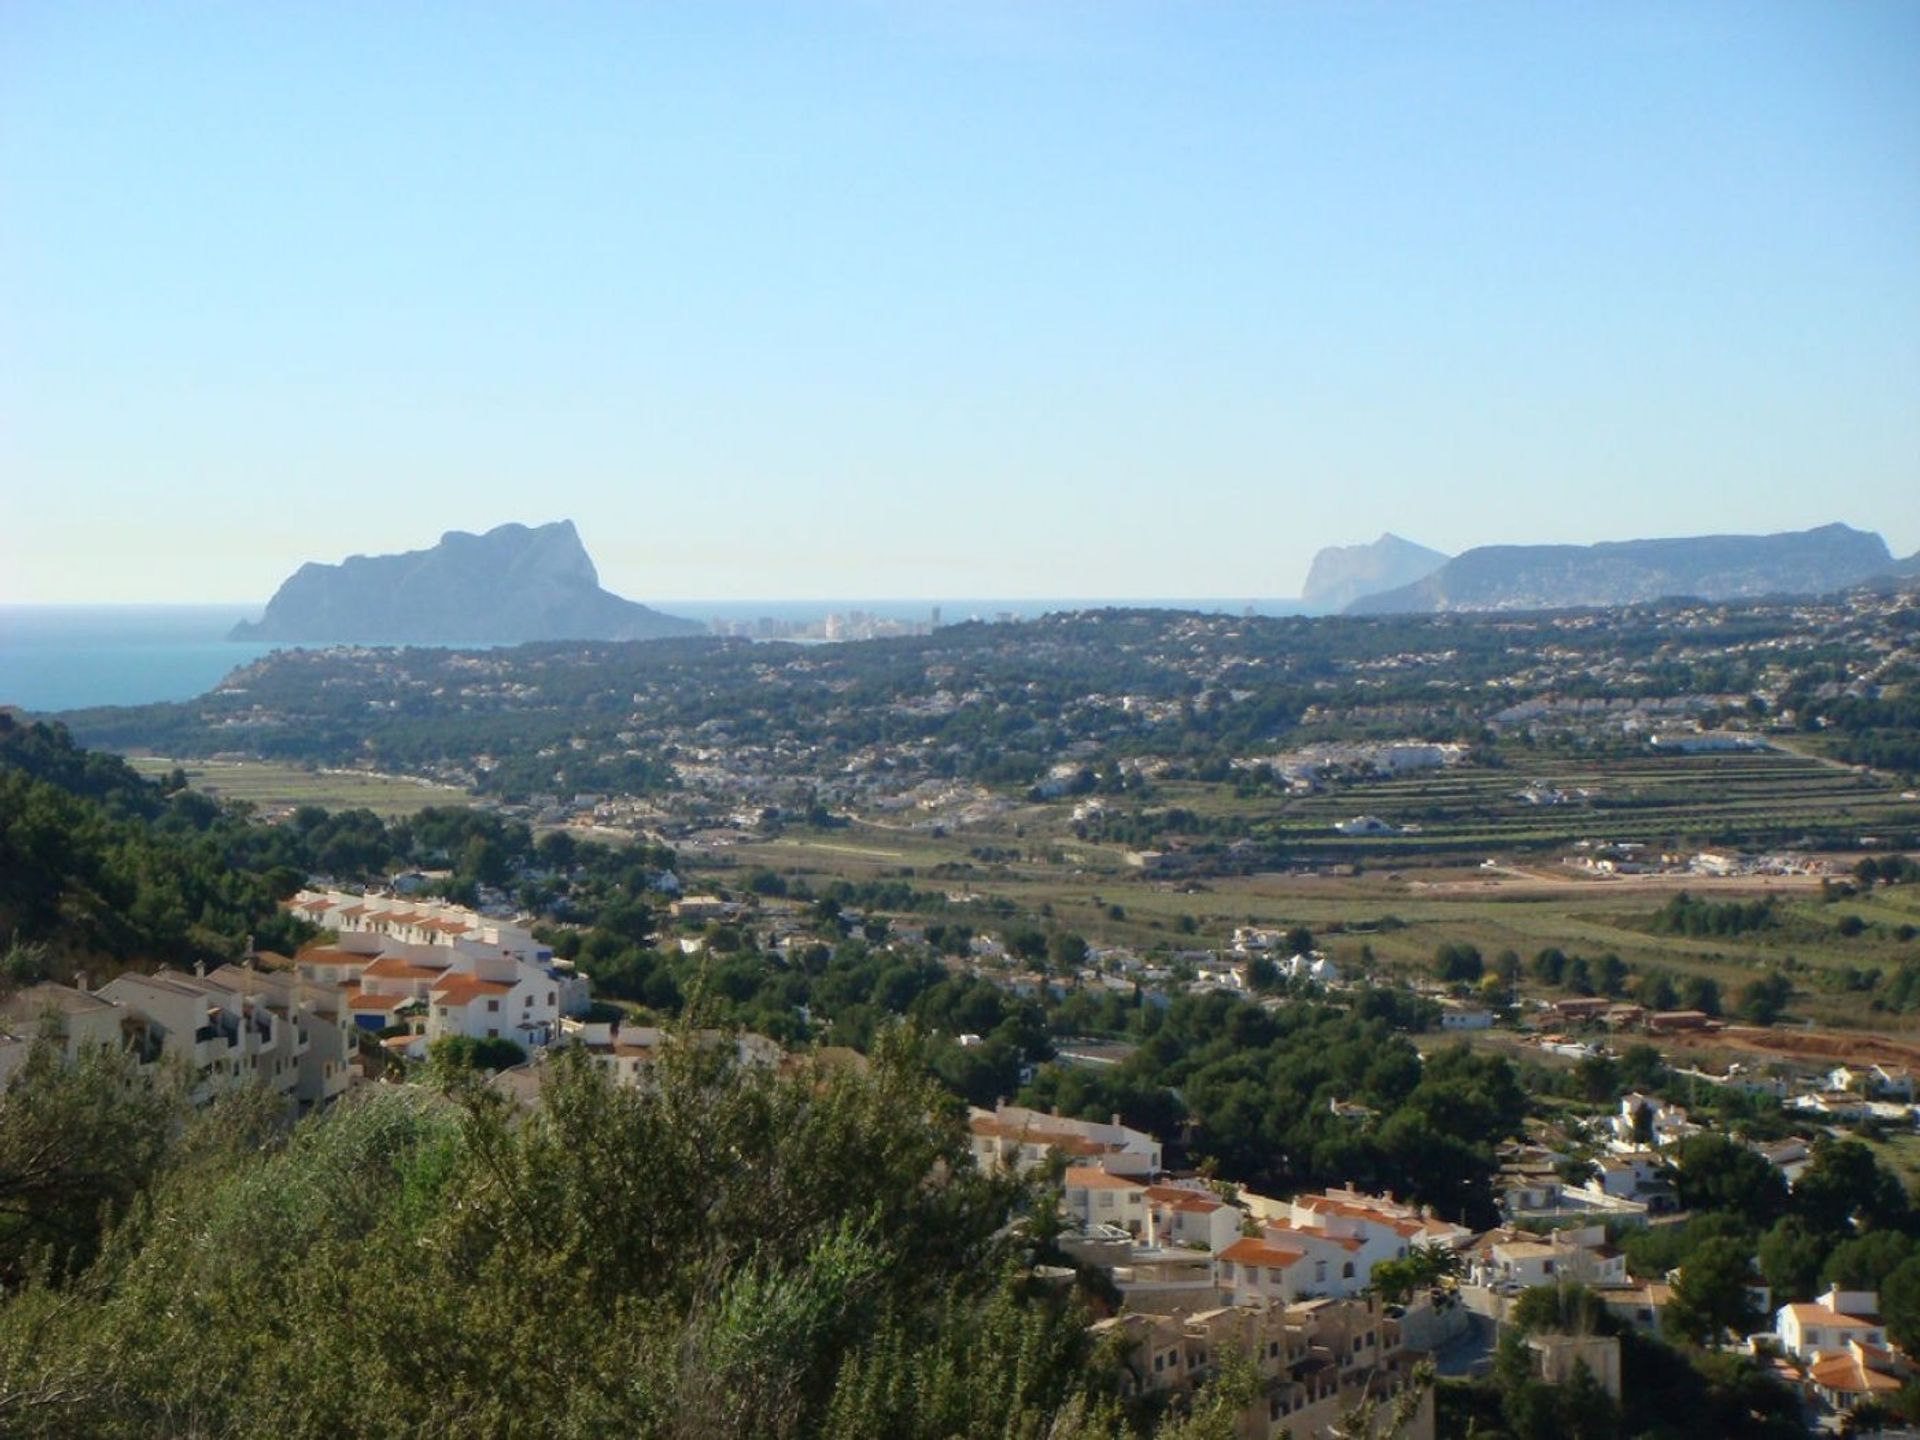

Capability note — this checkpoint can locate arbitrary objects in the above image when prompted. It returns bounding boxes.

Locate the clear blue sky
[3,2,1916,604]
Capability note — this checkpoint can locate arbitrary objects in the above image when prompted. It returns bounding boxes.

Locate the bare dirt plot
[1662,1025,1920,1071]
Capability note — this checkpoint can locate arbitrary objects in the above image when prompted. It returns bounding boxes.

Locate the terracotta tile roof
[431,974,514,1006]
[1145,1185,1227,1213]
[1296,1195,1425,1237]
[1786,1304,1880,1328]
[968,1116,1108,1156]
[1808,1351,1901,1394]
[1264,1222,1363,1253]
[362,955,450,981]
[349,992,410,1012]
[1219,1238,1308,1268]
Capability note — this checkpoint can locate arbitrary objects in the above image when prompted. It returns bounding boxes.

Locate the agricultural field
[126,757,473,818]
[720,802,1920,1038]
[1139,748,1920,862]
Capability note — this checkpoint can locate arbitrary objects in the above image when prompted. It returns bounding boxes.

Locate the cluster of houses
[1560,840,1831,880]
[969,1102,1469,1438]
[973,1095,1920,1430]
[0,889,595,1109]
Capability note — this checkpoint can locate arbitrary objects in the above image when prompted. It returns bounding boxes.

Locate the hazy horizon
[5,3,1917,603]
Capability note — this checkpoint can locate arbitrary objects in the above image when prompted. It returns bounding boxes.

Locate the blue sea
[0,607,283,714]
[0,597,1312,713]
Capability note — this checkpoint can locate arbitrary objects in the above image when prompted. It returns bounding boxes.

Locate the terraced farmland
[1239,750,1920,860]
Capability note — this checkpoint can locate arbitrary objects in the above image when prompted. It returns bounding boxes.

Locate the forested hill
[0,715,666,983]
[0,715,303,977]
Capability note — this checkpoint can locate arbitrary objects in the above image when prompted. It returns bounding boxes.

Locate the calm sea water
[1,598,1311,713]
[0,607,285,713]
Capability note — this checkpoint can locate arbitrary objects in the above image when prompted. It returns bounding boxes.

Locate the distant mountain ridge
[1300,533,1449,612]
[1345,522,1895,615]
[231,521,702,644]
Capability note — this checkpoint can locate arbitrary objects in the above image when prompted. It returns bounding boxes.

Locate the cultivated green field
[126,757,472,818]
[720,790,1920,1037]
[1154,750,1920,861]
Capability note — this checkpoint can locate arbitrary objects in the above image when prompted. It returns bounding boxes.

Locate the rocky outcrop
[1300,534,1449,612]
[231,521,701,644]
[1346,523,1894,614]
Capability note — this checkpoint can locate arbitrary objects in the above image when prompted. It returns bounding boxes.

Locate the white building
[968,1102,1161,1178]
[1064,1167,1151,1237]
[0,982,143,1086]
[96,967,315,1109]
[1144,1183,1247,1254]
[1776,1289,1888,1361]
[1334,816,1396,836]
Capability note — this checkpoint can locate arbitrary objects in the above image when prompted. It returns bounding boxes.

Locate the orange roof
[1065,1166,1144,1191]
[379,911,421,926]
[431,974,514,1006]
[1786,1304,1880,1328]
[1296,1195,1425,1237]
[1145,1185,1227,1213]
[349,992,410,1012]
[363,955,451,981]
[334,904,368,918]
[968,1116,1109,1156]
[1808,1352,1901,1394]
[1220,1238,1308,1268]
[1264,1222,1362,1253]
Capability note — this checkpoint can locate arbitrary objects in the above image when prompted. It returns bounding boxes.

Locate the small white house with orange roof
[1776,1288,1888,1360]
[1805,1340,1905,1411]
[1214,1235,1315,1307]
[1144,1183,1244,1254]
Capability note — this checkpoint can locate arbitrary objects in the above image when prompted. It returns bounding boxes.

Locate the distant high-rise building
[930,605,942,628]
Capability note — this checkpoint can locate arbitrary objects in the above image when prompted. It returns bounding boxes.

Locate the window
[487,1028,499,1039]
[547,990,556,1005]
[1342,1262,1355,1279]
[1315,1261,1327,1283]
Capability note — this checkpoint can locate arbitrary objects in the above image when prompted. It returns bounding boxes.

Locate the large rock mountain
[1345,523,1895,615]
[1300,533,1449,612]
[231,521,702,644]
